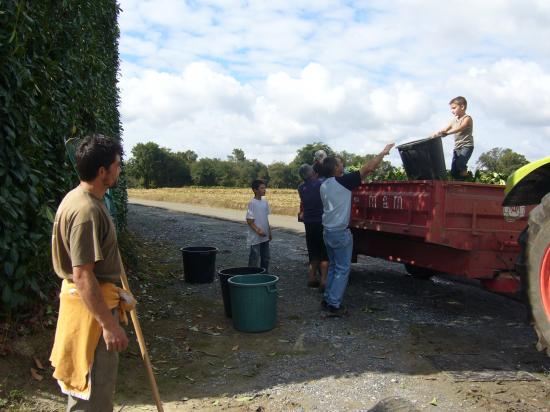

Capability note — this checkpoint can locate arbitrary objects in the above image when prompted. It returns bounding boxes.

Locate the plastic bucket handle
[180,246,219,254]
[228,274,279,287]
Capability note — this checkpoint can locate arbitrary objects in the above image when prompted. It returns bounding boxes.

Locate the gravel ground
[5,202,549,412]
[117,203,550,412]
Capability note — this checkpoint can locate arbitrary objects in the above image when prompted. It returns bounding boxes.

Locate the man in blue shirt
[298,164,328,290]
[320,143,394,316]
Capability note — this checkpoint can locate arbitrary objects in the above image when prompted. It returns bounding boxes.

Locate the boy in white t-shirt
[246,179,272,271]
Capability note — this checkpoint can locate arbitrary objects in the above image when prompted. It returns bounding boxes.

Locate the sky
[118,0,550,168]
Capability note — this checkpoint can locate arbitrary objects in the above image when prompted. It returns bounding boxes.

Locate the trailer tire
[404,264,434,279]
[527,192,550,356]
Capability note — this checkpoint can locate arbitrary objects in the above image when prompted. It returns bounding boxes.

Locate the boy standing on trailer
[431,96,474,180]
[246,179,272,272]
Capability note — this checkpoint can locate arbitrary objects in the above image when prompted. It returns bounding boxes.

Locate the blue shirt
[298,178,324,224]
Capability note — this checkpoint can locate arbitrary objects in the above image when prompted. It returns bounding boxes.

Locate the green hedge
[0,0,126,314]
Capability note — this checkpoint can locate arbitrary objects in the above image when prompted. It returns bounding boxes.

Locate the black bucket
[397,137,447,180]
[180,246,218,283]
[218,267,266,317]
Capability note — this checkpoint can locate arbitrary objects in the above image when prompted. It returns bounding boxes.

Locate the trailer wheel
[527,193,550,356]
[404,264,434,279]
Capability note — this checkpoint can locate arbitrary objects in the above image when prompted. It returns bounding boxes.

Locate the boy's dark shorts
[451,146,474,179]
[304,222,328,262]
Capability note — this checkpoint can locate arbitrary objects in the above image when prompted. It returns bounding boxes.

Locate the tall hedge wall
[0,0,126,313]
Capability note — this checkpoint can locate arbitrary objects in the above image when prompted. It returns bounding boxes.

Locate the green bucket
[228,274,279,332]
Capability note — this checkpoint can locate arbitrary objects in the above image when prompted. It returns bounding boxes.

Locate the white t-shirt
[246,198,271,246]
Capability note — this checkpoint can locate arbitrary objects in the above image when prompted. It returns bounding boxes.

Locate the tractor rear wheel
[527,193,550,356]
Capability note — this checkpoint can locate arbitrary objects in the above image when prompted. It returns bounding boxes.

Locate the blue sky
[118,0,550,167]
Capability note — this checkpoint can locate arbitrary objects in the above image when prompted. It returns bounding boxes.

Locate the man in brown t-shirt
[51,134,127,410]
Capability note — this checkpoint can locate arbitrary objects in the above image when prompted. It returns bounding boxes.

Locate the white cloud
[121,63,255,124]
[118,0,550,166]
[265,64,345,117]
[121,62,431,162]
[462,60,550,126]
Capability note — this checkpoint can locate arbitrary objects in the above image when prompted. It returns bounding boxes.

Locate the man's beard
[104,176,119,189]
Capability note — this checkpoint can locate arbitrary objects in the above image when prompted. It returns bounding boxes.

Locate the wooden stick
[119,273,164,412]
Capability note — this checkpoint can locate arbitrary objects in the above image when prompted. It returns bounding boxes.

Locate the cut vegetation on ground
[128,187,300,216]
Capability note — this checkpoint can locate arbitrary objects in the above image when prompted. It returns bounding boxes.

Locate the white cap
[313,149,327,162]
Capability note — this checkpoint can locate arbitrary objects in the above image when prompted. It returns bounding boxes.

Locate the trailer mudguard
[503,156,550,206]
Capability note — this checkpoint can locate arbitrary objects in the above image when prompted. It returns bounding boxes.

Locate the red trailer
[350,180,532,294]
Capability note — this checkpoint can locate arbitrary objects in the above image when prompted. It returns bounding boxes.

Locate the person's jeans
[323,228,353,308]
[248,241,270,272]
[451,146,473,180]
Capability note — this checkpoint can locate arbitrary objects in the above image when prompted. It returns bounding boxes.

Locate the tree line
[126,142,530,189]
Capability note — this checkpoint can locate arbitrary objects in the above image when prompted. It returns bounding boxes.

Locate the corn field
[128,187,300,216]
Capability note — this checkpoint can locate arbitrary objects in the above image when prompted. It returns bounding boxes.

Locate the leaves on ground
[235,396,255,402]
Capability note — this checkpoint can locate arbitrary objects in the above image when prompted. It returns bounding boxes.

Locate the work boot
[326,304,347,317]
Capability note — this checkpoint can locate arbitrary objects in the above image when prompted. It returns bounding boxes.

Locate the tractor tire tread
[527,192,550,354]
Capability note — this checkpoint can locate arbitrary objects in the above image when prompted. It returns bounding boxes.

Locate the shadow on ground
[3,204,549,411]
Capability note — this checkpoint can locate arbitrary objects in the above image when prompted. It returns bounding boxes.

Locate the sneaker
[320,300,329,311]
[326,305,347,317]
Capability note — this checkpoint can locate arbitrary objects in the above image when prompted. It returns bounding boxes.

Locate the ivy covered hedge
[0,1,126,314]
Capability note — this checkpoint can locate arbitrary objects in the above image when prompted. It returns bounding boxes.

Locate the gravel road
[119,202,550,411]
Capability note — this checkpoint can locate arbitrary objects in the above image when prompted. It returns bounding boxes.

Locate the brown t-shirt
[51,186,123,283]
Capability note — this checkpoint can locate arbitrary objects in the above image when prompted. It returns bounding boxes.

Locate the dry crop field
[128,187,300,216]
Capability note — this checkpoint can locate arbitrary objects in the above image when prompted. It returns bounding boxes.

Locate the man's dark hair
[76,134,124,181]
[449,96,467,108]
[313,161,325,178]
[323,156,341,177]
[251,179,266,191]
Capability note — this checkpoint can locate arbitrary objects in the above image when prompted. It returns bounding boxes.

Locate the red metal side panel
[350,180,532,279]
[351,229,516,279]
[438,182,528,251]
[351,181,436,240]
